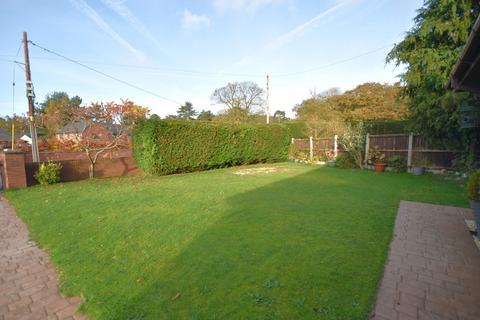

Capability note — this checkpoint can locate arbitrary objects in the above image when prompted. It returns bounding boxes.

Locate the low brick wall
[0,152,27,189]
[25,156,139,186]
[25,149,133,163]
[1,149,140,189]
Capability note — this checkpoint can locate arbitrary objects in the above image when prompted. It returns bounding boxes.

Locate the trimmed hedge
[283,121,307,138]
[362,120,413,134]
[133,119,291,175]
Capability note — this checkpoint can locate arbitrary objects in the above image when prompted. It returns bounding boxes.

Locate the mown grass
[4,163,467,319]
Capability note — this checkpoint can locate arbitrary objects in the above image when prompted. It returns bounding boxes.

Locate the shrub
[339,122,366,168]
[34,161,62,185]
[467,171,480,201]
[368,146,385,164]
[386,155,407,173]
[336,154,357,169]
[133,119,291,175]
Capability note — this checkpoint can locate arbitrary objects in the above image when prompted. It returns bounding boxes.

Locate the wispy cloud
[226,1,348,71]
[182,10,211,31]
[212,0,285,12]
[69,0,144,59]
[99,0,164,52]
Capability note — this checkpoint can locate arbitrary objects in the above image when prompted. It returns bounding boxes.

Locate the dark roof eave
[447,15,480,92]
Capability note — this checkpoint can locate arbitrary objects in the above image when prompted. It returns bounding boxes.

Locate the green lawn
[5,163,467,320]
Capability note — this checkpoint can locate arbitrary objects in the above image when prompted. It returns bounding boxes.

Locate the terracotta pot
[374,163,386,173]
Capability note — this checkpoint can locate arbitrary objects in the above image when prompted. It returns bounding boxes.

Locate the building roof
[447,15,480,92]
[58,120,130,136]
[0,128,23,142]
[58,120,87,134]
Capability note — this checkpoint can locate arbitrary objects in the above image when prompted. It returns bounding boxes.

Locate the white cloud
[212,0,285,12]
[182,10,211,31]
[100,0,165,53]
[68,0,144,60]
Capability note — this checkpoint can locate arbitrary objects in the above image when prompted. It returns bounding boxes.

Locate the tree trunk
[88,163,95,179]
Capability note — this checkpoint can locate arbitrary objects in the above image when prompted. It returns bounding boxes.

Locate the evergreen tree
[197,110,214,121]
[177,102,197,120]
[387,0,480,168]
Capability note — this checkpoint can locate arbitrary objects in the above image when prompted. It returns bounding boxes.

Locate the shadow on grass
[103,168,400,320]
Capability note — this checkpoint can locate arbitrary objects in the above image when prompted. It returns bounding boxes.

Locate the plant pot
[327,160,336,167]
[412,166,424,176]
[374,163,386,173]
[470,201,480,234]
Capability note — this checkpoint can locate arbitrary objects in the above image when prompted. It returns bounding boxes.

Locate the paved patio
[0,197,86,320]
[372,201,480,320]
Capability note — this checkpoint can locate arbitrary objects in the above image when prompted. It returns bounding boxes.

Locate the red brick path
[372,201,480,320]
[0,197,86,320]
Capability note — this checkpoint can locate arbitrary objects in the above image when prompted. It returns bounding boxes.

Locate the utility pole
[23,31,40,162]
[266,75,270,124]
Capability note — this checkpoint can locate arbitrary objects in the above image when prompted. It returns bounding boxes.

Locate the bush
[284,121,306,138]
[467,171,480,201]
[361,120,413,134]
[386,155,407,173]
[133,119,291,175]
[336,154,357,169]
[339,122,366,168]
[34,161,62,185]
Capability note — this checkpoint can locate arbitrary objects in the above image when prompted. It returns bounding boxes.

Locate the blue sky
[0,0,422,118]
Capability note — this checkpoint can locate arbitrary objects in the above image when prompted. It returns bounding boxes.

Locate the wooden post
[407,133,413,168]
[309,136,313,162]
[291,137,294,144]
[334,135,338,159]
[364,133,370,166]
[23,32,40,163]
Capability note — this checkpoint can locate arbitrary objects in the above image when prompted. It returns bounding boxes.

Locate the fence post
[407,133,413,168]
[309,136,313,162]
[291,137,294,144]
[364,133,370,167]
[334,135,338,159]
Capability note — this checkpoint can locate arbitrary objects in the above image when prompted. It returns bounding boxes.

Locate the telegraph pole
[266,75,270,124]
[23,32,40,162]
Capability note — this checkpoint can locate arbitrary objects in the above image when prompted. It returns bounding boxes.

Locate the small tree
[70,101,149,178]
[177,102,197,120]
[273,110,287,123]
[339,122,367,169]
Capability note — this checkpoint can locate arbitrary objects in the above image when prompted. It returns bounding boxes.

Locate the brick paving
[372,201,480,320]
[0,197,86,320]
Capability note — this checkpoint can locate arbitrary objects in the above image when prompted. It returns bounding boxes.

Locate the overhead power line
[272,44,394,77]
[0,54,264,78]
[27,40,182,105]
[2,42,394,79]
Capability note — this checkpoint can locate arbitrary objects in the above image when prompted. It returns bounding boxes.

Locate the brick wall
[0,151,27,189]
[24,149,133,163]
[1,149,139,189]
[24,155,139,186]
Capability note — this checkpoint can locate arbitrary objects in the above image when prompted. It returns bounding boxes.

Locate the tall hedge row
[133,119,291,175]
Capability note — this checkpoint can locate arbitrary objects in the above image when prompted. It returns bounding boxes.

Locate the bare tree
[211,82,265,119]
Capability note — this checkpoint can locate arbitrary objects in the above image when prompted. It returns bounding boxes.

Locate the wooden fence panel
[293,133,456,168]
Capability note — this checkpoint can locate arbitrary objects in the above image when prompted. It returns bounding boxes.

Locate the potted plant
[368,146,386,172]
[325,150,336,167]
[412,158,429,176]
[467,170,480,235]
